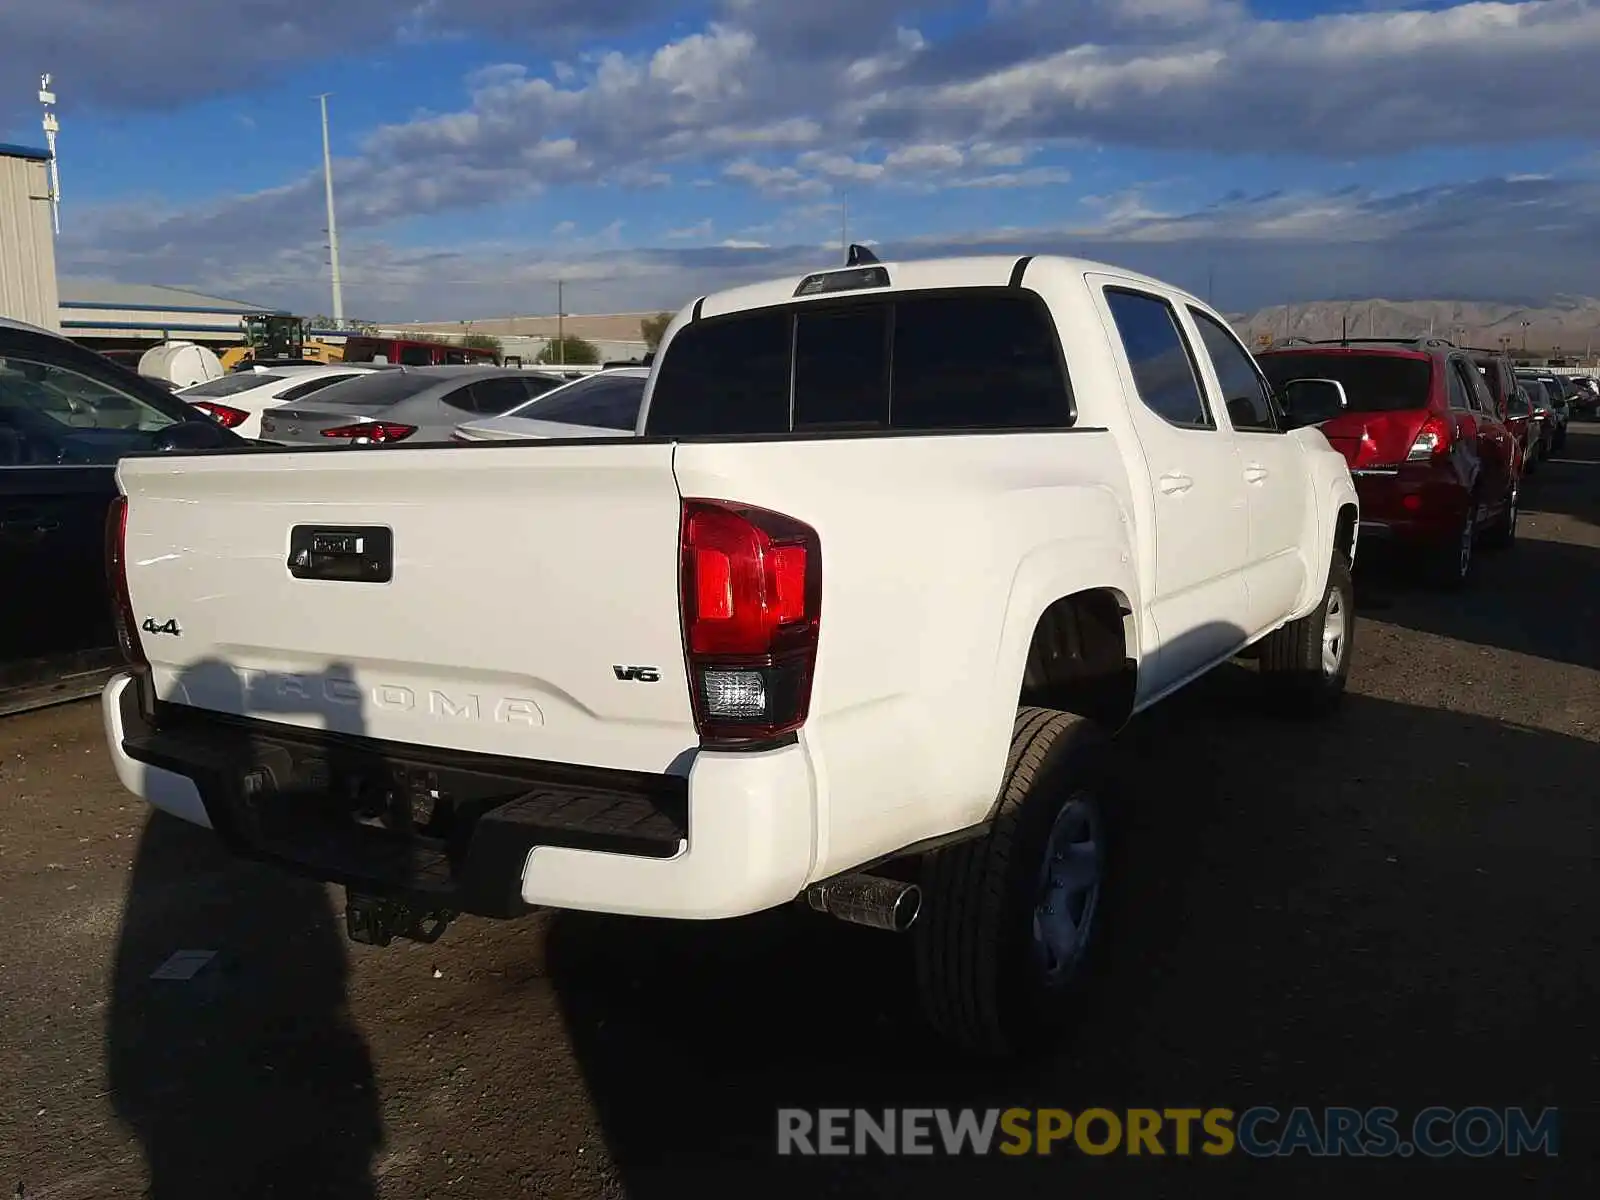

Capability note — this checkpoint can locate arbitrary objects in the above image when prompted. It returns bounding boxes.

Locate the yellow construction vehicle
[218,314,345,372]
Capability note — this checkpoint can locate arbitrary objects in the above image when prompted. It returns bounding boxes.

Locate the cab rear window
[645,289,1073,436]
[1258,353,1432,413]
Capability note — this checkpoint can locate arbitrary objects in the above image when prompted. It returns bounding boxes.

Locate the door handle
[1158,472,1194,495]
[1243,464,1269,484]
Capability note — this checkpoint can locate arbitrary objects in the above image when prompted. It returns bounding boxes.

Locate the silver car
[258,366,567,445]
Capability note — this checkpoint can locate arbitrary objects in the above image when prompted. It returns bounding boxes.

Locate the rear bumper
[1349,467,1467,543]
[102,671,815,921]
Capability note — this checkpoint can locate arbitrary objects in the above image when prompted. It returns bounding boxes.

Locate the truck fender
[1289,442,1359,619]
[973,536,1142,807]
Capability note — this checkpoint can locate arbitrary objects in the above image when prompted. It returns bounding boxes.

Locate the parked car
[179,364,386,439]
[1516,371,1569,452]
[1258,337,1520,586]
[0,316,241,716]
[101,251,1359,1060]
[452,367,649,442]
[1569,376,1599,417]
[258,366,566,445]
[1518,378,1558,465]
[1503,386,1541,474]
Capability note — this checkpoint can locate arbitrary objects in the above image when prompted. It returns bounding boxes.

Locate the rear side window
[1257,352,1432,414]
[891,294,1067,430]
[1103,289,1210,429]
[513,373,647,430]
[470,377,533,414]
[1446,361,1474,411]
[645,290,1071,435]
[645,311,792,436]
[277,374,358,403]
[184,372,285,398]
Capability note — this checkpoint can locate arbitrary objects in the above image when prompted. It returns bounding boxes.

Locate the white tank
[138,341,224,390]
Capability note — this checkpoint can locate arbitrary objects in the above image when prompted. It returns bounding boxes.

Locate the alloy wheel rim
[1321,587,1347,677]
[1459,506,1476,578]
[1031,793,1104,987]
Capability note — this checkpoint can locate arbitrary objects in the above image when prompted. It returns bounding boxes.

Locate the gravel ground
[2,427,1596,1199]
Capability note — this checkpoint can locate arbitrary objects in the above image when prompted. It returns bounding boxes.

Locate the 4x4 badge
[141,617,182,637]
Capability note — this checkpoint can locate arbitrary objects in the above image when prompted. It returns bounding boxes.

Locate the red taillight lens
[1406,414,1452,462]
[321,422,416,443]
[679,499,821,743]
[104,496,148,669]
[190,401,248,428]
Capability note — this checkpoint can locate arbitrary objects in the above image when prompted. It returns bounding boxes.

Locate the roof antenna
[1341,313,1349,346]
[846,243,879,267]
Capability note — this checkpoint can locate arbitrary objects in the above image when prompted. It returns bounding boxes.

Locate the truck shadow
[545,672,1596,1197]
[106,658,383,1200]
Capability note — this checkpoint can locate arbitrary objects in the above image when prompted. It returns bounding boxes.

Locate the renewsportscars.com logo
[777,1106,1560,1159]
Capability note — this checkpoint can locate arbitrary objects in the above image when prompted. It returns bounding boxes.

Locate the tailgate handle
[288,525,394,583]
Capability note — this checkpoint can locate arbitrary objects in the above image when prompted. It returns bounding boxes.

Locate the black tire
[1256,550,1354,716]
[1428,498,1478,590]
[913,707,1110,1060]
[1482,479,1519,551]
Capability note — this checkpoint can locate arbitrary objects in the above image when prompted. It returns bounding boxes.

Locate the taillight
[679,499,821,744]
[190,401,249,428]
[1406,414,1452,462]
[321,422,416,443]
[104,496,148,670]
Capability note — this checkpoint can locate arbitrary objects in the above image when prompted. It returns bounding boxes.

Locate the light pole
[38,74,61,235]
[315,94,345,325]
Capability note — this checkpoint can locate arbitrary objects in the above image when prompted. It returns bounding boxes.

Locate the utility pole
[841,194,849,258]
[316,94,345,325]
[1521,319,1530,352]
[38,74,60,235]
[557,280,565,367]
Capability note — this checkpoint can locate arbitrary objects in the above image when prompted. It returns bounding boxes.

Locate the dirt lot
[2,429,1596,1199]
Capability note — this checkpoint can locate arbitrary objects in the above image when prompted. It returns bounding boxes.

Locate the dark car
[0,317,243,716]
[1568,376,1599,417]
[1516,371,1569,452]
[1257,337,1520,587]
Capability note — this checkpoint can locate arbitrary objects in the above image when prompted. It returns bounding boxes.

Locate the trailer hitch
[344,891,457,947]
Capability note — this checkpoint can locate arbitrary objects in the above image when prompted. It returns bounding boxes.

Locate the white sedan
[452,367,648,441]
[177,364,384,439]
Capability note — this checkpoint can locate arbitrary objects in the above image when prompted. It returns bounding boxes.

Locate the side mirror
[1279,377,1349,428]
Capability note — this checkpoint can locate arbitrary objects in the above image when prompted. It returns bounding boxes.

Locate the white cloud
[33,1,1600,320]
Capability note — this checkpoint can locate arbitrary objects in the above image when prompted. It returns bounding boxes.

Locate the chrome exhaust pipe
[806,873,922,932]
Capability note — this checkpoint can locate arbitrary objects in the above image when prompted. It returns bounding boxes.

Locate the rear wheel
[1430,498,1478,590]
[914,707,1110,1060]
[1257,550,1354,716]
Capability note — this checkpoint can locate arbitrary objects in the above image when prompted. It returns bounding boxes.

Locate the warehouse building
[56,278,285,351]
[0,142,61,331]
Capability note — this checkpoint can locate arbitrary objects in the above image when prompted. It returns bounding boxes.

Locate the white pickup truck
[101,252,1358,1058]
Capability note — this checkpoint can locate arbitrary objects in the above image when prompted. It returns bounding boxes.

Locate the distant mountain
[1228,297,1600,357]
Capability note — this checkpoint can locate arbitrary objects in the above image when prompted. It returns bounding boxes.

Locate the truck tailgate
[116,443,696,773]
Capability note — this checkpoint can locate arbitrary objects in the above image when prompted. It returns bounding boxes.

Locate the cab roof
[692,253,1211,321]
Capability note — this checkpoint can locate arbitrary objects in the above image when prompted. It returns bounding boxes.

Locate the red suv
[1257,337,1521,587]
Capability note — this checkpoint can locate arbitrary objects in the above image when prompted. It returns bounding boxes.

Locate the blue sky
[4,1,1600,319]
